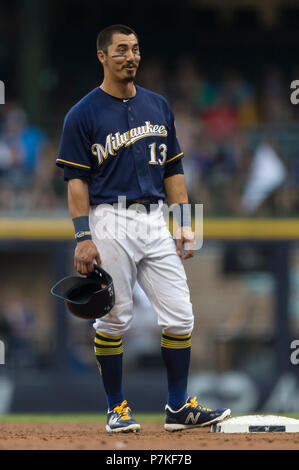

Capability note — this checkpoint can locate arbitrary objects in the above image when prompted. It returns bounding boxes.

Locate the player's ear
[97,50,106,65]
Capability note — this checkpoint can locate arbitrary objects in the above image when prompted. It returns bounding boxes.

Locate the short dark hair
[96,24,138,53]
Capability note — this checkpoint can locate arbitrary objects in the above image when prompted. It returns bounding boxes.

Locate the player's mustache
[122,62,137,69]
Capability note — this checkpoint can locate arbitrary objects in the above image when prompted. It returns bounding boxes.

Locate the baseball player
[56,24,231,432]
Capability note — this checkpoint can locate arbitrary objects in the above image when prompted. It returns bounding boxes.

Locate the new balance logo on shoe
[185,412,201,425]
[109,415,120,426]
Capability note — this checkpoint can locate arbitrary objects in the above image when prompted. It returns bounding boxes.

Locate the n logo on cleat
[185,412,200,424]
[109,416,120,425]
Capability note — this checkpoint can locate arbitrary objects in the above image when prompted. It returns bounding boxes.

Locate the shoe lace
[114,400,131,420]
[186,396,211,412]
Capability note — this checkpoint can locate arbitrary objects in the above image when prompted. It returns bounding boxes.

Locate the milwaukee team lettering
[91,121,168,165]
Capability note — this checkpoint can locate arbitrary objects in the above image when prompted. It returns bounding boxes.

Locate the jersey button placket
[127,108,150,189]
[128,105,134,122]
[128,112,140,155]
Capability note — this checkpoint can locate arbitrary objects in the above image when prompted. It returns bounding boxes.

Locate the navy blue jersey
[56,85,184,205]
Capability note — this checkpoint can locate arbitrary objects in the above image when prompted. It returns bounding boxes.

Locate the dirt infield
[0,422,299,450]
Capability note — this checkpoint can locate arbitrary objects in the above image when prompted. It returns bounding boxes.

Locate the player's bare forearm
[68,179,101,274]
[164,174,188,205]
[164,174,195,259]
[68,178,90,218]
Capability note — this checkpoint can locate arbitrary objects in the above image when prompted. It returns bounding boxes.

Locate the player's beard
[122,64,138,82]
[123,74,135,83]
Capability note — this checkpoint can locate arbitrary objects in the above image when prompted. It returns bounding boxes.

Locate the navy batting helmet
[51,265,115,320]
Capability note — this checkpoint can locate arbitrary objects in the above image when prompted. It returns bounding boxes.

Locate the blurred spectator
[200,106,239,139]
[220,70,259,124]
[0,103,46,186]
[1,295,37,369]
[193,76,220,114]
[171,100,200,156]
[240,140,287,215]
[0,103,66,210]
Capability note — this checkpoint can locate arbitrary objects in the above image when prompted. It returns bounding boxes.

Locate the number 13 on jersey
[148,143,167,165]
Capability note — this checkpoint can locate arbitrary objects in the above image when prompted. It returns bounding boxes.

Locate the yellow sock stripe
[161,342,191,349]
[94,337,122,347]
[162,331,191,340]
[94,345,123,356]
[161,339,191,349]
[95,330,122,340]
[161,336,191,344]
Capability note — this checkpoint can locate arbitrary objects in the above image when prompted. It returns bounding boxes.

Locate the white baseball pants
[89,202,194,337]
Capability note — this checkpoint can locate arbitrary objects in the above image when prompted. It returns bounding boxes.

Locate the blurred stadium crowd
[0,57,299,216]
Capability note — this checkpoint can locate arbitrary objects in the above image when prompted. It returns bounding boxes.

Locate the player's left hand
[175,226,195,260]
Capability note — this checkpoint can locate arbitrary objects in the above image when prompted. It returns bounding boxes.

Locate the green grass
[0,413,165,423]
[0,412,299,424]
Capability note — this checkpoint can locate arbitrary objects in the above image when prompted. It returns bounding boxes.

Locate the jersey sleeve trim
[165,152,183,164]
[56,158,91,169]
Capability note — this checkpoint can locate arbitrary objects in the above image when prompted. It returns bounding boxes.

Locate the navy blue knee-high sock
[94,330,124,411]
[161,331,191,410]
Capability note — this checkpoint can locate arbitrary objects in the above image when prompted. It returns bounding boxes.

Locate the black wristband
[72,216,92,241]
[173,203,192,227]
[73,216,90,232]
